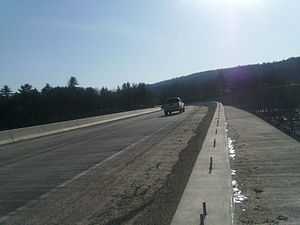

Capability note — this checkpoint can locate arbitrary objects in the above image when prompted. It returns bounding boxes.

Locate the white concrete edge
[171,102,233,225]
[0,108,161,146]
[221,103,235,224]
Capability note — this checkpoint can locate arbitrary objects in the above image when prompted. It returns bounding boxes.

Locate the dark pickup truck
[162,97,185,116]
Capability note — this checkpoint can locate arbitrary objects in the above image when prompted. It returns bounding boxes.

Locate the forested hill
[150,56,300,138]
[150,56,300,103]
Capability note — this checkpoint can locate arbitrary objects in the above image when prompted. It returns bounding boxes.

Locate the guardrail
[0,107,161,146]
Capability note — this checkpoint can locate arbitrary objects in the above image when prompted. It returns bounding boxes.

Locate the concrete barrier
[0,130,14,145]
[0,107,161,146]
[171,103,232,225]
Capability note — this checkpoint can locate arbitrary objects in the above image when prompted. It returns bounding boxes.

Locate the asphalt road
[0,108,194,219]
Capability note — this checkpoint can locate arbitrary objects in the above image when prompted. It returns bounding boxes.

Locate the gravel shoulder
[1,104,214,225]
[225,106,300,225]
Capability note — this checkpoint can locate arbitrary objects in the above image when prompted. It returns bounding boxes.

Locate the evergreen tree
[41,83,52,94]
[68,76,78,88]
[0,85,12,98]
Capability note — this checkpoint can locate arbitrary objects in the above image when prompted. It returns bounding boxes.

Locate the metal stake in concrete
[202,202,207,216]
[213,139,216,148]
[215,129,218,135]
[209,157,213,174]
[200,214,205,225]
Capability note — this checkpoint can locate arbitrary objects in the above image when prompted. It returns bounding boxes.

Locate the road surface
[0,105,211,225]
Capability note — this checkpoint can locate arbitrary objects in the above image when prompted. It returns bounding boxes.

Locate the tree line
[0,77,154,131]
[1,57,300,135]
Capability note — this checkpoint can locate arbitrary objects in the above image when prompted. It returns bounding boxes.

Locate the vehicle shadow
[158,111,182,118]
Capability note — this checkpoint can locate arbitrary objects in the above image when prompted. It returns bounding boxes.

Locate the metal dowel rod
[200,214,204,225]
[203,202,207,216]
[209,157,213,174]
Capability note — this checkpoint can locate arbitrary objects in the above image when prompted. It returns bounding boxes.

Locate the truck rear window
[167,98,179,104]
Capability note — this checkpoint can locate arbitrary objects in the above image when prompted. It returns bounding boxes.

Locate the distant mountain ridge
[150,56,300,92]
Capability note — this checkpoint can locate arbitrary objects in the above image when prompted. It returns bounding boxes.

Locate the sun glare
[223,0,262,7]
[184,0,263,10]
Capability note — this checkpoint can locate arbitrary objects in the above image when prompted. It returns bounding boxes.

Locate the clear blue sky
[1,0,300,90]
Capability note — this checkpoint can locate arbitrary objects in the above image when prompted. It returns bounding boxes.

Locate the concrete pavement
[225,106,300,225]
[171,102,232,225]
